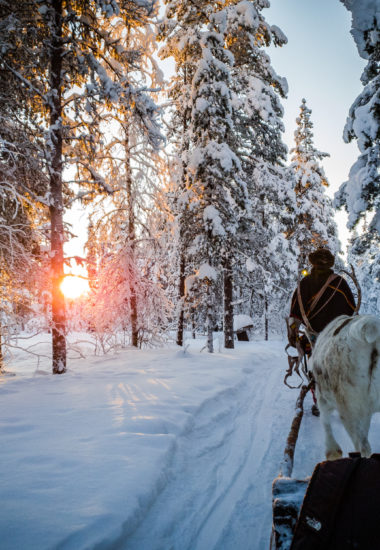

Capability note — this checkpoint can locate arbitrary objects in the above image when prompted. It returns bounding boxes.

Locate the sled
[270,384,310,550]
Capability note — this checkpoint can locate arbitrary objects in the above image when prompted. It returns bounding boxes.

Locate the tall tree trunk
[207,312,214,353]
[0,327,3,372]
[223,254,234,349]
[125,123,138,347]
[191,305,196,339]
[176,253,186,346]
[49,0,66,374]
[264,294,268,341]
[176,73,190,348]
[206,283,214,353]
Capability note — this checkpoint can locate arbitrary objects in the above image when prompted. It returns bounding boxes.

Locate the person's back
[289,248,356,337]
[287,248,356,417]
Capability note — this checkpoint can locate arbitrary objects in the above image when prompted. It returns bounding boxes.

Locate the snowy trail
[4,337,380,550]
[121,345,295,550]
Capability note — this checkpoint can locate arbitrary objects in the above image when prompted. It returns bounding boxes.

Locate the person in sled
[288,247,356,415]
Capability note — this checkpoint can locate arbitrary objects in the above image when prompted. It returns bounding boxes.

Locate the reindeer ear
[347,316,380,344]
[364,322,380,344]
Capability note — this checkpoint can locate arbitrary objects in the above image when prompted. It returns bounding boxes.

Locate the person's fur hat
[308,247,335,268]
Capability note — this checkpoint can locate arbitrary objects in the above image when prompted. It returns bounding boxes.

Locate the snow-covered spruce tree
[158,0,206,347]
[224,0,296,338]
[335,0,379,310]
[161,0,295,343]
[0,0,160,373]
[186,11,246,352]
[239,163,297,338]
[290,99,340,270]
[335,0,380,238]
[226,0,288,167]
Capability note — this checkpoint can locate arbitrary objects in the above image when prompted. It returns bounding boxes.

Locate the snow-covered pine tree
[290,99,340,270]
[158,0,206,347]
[224,0,295,338]
[335,0,379,311]
[240,163,297,338]
[185,9,246,352]
[0,0,160,372]
[335,0,380,237]
[226,0,288,167]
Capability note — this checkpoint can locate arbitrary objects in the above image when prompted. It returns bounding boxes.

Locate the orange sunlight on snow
[60,275,89,300]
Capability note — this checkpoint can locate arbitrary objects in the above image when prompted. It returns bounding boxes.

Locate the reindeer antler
[341,264,361,314]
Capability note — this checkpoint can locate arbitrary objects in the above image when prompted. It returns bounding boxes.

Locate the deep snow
[2,334,380,550]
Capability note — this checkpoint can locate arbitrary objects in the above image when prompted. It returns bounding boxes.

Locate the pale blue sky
[266,0,366,249]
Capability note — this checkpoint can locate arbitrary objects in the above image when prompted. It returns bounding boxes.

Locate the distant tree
[290,99,340,270]
[84,215,171,350]
[83,19,164,348]
[240,163,297,339]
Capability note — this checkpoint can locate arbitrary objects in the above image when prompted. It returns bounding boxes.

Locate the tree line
[0,0,378,372]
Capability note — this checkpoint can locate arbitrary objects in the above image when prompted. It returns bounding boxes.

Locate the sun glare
[60,275,89,300]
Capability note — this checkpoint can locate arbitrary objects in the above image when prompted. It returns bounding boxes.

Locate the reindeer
[311,314,380,460]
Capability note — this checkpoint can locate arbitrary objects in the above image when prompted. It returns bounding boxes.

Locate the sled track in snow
[121,359,289,550]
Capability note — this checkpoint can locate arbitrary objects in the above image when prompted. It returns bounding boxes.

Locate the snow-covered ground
[2,334,380,550]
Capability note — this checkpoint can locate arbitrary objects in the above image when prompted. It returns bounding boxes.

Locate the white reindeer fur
[311,314,380,460]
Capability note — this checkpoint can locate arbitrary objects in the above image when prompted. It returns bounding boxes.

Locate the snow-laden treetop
[341,0,380,59]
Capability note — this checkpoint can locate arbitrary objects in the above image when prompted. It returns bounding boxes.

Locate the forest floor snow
[1,334,380,550]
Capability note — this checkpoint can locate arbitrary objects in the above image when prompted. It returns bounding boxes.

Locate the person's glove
[289,329,297,347]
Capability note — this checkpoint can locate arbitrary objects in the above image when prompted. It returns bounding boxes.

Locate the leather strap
[297,274,338,334]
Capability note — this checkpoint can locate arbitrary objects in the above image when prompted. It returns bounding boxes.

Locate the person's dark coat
[290,267,356,334]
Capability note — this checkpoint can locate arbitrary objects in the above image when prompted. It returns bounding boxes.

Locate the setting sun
[60,275,89,300]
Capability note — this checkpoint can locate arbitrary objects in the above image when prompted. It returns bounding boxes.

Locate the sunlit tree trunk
[124,123,138,348]
[0,328,3,372]
[49,0,66,374]
[176,92,191,347]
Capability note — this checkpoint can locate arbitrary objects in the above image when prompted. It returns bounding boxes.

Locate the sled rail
[280,383,311,477]
[271,383,311,550]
